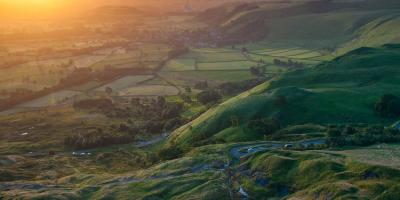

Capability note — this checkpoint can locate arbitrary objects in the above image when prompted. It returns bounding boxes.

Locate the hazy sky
[0,0,239,20]
[0,0,151,19]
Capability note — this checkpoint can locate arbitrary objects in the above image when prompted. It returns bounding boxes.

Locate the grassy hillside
[338,14,400,54]
[240,150,400,199]
[168,45,400,148]
[198,0,400,50]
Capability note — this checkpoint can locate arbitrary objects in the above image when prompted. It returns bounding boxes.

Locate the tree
[250,65,267,76]
[250,66,262,76]
[162,103,183,119]
[375,94,400,118]
[163,117,182,131]
[105,87,113,96]
[196,90,221,105]
[157,96,166,108]
[157,146,183,160]
[326,126,344,146]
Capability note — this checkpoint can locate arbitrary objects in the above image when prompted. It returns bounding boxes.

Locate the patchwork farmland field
[0,59,71,92]
[158,71,257,86]
[18,90,82,108]
[197,60,254,71]
[162,45,332,84]
[72,54,110,69]
[163,58,196,71]
[88,44,170,70]
[183,50,247,63]
[0,42,171,95]
[118,85,180,97]
[95,75,155,92]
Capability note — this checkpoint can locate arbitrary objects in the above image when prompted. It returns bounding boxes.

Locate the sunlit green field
[94,75,155,92]
[0,43,171,94]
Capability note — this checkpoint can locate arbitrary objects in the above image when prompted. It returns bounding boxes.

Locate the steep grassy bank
[168,45,400,148]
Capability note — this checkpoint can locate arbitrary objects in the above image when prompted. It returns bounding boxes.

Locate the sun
[5,0,54,4]
[0,0,70,19]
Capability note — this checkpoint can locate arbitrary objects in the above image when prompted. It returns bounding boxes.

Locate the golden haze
[0,0,76,20]
[0,0,138,20]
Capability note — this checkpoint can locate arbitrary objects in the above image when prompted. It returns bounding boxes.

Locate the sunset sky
[0,0,235,20]
[0,0,142,19]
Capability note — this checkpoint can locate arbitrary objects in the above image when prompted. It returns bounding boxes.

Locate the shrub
[164,117,182,131]
[157,146,183,160]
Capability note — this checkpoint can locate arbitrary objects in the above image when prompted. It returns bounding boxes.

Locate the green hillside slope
[198,0,400,50]
[168,45,400,148]
[338,14,400,53]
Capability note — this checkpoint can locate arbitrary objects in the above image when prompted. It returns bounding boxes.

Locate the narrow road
[230,139,326,160]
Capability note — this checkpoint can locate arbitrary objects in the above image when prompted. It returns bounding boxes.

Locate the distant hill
[85,6,145,20]
[168,44,400,148]
[197,0,400,51]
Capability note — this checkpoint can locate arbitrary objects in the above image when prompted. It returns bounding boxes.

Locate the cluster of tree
[375,94,400,118]
[217,78,266,96]
[64,130,134,150]
[250,66,266,76]
[73,99,114,112]
[193,78,267,105]
[0,41,128,69]
[60,67,149,87]
[0,88,52,112]
[157,145,183,160]
[73,96,185,135]
[194,81,209,90]
[0,66,149,112]
[274,59,304,68]
[327,124,400,147]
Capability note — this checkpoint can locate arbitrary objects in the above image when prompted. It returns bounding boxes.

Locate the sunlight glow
[0,0,70,19]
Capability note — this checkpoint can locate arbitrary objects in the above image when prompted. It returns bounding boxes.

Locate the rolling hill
[84,6,145,20]
[197,0,400,50]
[168,44,400,148]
